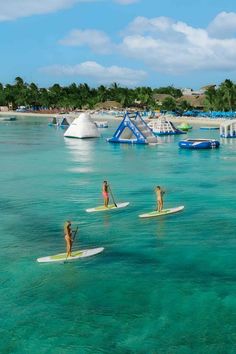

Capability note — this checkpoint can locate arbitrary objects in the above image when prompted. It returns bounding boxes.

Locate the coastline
[169,116,225,126]
[0,111,54,118]
[0,110,227,126]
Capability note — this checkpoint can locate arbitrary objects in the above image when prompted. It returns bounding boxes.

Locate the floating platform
[94,121,108,128]
[107,112,158,145]
[179,139,220,149]
[220,119,236,138]
[177,122,192,131]
[64,113,100,139]
[0,116,17,121]
[200,126,219,130]
[48,115,71,128]
[148,118,185,135]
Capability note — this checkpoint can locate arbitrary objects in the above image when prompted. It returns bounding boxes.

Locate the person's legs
[66,240,72,257]
[158,199,163,212]
[69,241,72,257]
[104,193,109,207]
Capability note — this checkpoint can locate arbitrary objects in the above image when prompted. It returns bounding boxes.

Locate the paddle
[108,184,117,207]
[72,226,79,243]
[64,226,79,263]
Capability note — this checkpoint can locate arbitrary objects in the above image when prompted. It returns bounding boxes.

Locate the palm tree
[218,79,236,111]
[204,86,217,111]
[161,97,177,111]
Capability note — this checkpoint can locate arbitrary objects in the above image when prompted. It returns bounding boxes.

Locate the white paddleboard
[37,247,104,263]
[139,205,184,218]
[86,202,129,213]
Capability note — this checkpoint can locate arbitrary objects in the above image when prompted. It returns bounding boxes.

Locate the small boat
[94,121,108,128]
[0,116,17,121]
[177,122,192,131]
[179,139,220,149]
[200,126,219,130]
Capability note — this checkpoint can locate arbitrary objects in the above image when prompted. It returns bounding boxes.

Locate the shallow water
[1,117,236,353]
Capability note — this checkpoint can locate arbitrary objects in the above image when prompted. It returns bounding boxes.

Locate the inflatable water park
[48,115,72,128]
[178,138,220,149]
[148,117,185,135]
[64,112,100,139]
[107,112,158,144]
[220,119,236,138]
[176,122,192,131]
[94,121,108,128]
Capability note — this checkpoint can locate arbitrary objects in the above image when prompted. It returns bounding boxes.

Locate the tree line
[0,77,236,112]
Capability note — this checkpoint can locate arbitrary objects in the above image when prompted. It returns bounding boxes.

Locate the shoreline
[0,111,227,126]
[0,111,54,118]
[169,116,224,126]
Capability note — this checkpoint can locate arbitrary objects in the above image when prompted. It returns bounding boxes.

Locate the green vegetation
[0,77,182,111]
[204,80,236,111]
[0,77,235,112]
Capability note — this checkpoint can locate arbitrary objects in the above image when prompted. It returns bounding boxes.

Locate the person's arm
[66,224,72,239]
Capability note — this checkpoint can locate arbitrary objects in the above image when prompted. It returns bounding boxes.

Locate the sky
[1,0,236,89]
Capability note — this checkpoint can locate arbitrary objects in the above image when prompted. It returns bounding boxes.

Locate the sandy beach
[169,116,225,126]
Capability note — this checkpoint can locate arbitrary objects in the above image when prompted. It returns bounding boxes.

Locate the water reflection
[64,138,96,173]
[102,213,111,228]
[220,137,236,145]
[154,218,167,240]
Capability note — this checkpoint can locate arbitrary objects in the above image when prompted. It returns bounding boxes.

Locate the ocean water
[1,117,236,354]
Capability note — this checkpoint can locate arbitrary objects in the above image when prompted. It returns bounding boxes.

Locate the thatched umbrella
[95,100,123,110]
[177,95,206,109]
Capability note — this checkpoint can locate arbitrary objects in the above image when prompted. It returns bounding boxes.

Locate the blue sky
[1,0,236,89]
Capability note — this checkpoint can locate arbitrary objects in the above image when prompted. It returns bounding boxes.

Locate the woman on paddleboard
[155,186,165,212]
[102,181,109,207]
[64,221,73,257]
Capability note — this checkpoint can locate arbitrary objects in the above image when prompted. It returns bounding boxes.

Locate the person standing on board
[64,220,73,257]
[102,180,109,207]
[155,186,165,212]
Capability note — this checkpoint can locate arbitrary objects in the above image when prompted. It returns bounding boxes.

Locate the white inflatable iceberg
[64,113,100,139]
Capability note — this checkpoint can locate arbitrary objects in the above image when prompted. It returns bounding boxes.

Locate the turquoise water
[1,117,236,353]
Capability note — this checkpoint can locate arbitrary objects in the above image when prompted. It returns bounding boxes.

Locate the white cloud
[56,12,236,76]
[0,0,139,21]
[0,0,97,21]
[117,14,236,74]
[59,29,113,54]
[124,16,174,35]
[40,61,147,85]
[207,12,236,39]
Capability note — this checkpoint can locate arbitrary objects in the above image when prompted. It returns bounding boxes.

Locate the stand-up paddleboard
[139,205,184,218]
[86,202,129,213]
[37,247,104,263]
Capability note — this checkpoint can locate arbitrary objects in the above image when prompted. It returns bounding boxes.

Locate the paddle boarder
[102,180,109,207]
[155,186,165,212]
[64,220,73,258]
